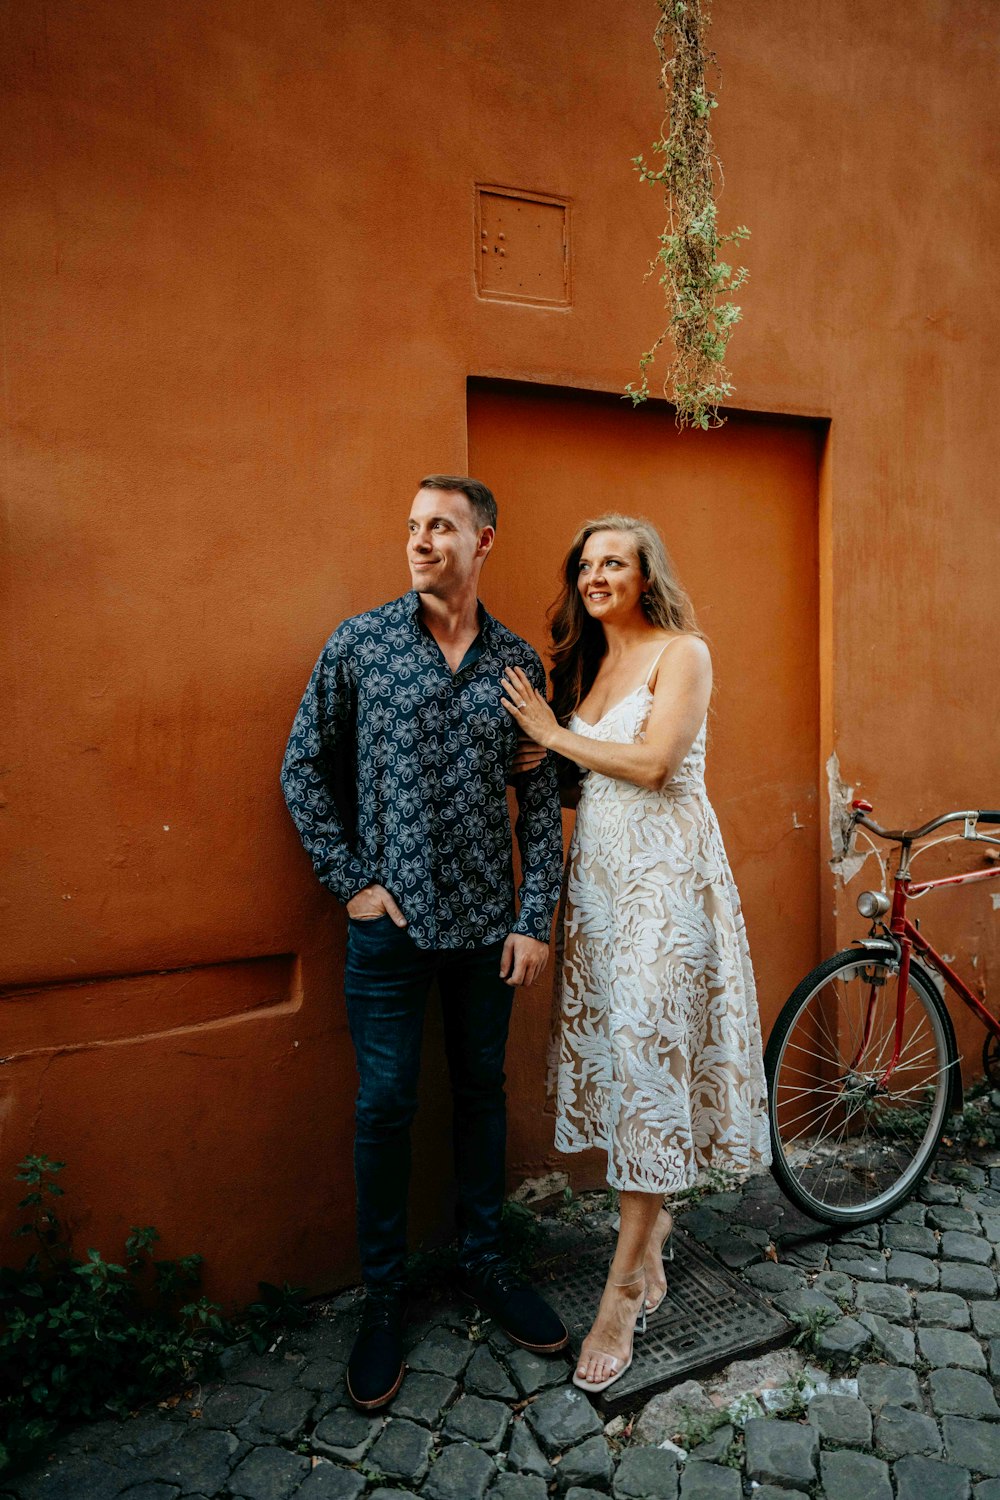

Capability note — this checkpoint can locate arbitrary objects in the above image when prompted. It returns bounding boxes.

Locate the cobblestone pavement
[8,1151,1000,1500]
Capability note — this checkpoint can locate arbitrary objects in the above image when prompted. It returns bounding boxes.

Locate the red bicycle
[766,800,1000,1225]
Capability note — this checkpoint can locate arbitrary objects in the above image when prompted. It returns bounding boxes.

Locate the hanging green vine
[626,0,749,429]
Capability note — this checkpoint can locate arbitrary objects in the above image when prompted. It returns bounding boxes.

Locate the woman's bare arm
[501,637,712,793]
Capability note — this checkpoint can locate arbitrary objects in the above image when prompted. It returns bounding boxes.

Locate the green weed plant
[627,0,749,428]
[0,1156,225,1474]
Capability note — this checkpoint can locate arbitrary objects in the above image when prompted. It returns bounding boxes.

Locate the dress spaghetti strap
[643,636,683,688]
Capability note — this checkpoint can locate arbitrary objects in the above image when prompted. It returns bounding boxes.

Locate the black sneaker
[457,1255,569,1354]
[346,1285,406,1410]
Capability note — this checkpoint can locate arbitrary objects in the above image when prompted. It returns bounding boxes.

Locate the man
[281,475,568,1410]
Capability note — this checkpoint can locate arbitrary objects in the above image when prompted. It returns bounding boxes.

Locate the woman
[501,514,770,1394]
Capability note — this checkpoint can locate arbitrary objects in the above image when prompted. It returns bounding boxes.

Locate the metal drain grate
[543,1230,793,1414]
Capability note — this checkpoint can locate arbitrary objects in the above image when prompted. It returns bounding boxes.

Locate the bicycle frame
[877,864,1000,1080]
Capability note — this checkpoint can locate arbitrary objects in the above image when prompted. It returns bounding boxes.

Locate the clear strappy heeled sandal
[572,1266,647,1394]
[644,1204,675,1316]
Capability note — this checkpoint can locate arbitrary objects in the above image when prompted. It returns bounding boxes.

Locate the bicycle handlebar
[852,805,1000,843]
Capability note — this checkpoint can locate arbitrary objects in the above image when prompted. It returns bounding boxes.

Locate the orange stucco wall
[3,1,998,1303]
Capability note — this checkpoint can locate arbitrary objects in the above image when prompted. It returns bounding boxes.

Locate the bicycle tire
[766,947,958,1226]
[983,1031,1000,1090]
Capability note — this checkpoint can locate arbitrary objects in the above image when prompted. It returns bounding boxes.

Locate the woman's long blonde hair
[549,514,702,724]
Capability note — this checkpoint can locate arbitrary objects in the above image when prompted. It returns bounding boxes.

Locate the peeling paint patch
[992,893,1000,910]
[827,752,867,883]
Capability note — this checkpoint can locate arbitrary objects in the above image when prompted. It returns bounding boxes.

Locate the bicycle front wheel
[766,949,958,1225]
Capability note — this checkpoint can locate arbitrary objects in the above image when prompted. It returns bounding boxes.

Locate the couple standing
[281,474,769,1407]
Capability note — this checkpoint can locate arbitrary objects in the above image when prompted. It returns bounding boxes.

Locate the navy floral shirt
[281,592,564,950]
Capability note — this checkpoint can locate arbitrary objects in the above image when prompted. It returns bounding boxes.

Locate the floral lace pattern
[551,685,771,1192]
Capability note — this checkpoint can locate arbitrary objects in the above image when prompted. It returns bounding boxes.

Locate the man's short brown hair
[418,475,497,530]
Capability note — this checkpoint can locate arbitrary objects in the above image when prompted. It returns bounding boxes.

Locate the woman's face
[577,530,648,623]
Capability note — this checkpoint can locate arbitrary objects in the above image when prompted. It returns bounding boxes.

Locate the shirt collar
[402,591,497,649]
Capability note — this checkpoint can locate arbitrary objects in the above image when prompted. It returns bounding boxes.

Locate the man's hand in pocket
[346,884,408,927]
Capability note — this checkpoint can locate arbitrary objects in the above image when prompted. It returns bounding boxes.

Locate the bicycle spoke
[768,953,953,1221]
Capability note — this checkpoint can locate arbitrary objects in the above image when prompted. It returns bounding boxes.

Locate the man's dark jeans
[344,916,514,1290]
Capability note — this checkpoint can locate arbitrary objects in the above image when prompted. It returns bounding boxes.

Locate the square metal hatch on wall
[475,185,571,307]
[543,1231,792,1416]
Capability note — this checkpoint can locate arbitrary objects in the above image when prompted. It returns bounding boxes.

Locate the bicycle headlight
[857,889,891,919]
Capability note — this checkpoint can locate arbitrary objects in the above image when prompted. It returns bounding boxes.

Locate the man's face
[406,488,493,598]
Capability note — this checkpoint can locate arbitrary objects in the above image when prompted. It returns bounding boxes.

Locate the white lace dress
[551,680,771,1194]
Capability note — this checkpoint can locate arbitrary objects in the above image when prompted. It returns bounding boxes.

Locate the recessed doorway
[468,377,825,1187]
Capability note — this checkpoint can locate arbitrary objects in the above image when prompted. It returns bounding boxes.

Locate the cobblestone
[228,1446,310,1500]
[891,1202,929,1225]
[816,1315,872,1367]
[421,1441,495,1500]
[255,1386,315,1440]
[296,1468,367,1500]
[390,1371,458,1426]
[406,1328,475,1378]
[441,1392,510,1452]
[632,1379,716,1446]
[807,1394,873,1447]
[612,1445,679,1498]
[502,1345,569,1397]
[885,1224,940,1256]
[524,1385,604,1454]
[689,1424,733,1462]
[930,1368,1000,1420]
[15,1152,1000,1500]
[490,1475,549,1500]
[940,1263,998,1298]
[557,1434,614,1489]
[741,1261,803,1293]
[943,1416,1000,1476]
[774,1286,840,1319]
[857,1281,913,1321]
[841,1223,881,1248]
[506,1417,554,1480]
[197,1384,266,1428]
[894,1455,972,1500]
[153,1429,241,1495]
[973,1303,1000,1337]
[829,1246,888,1281]
[820,1448,893,1500]
[366,1417,434,1485]
[889,1251,940,1288]
[814,1270,854,1304]
[678,1460,741,1499]
[744,1418,818,1490]
[942,1232,994,1266]
[919,1327,988,1371]
[874,1404,942,1458]
[858,1310,916,1364]
[711,1232,765,1269]
[919,1292,973,1328]
[929,1208,981,1234]
[922,1182,962,1205]
[858,1362,923,1411]
[310,1407,381,1462]
[464,1345,518,1400]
